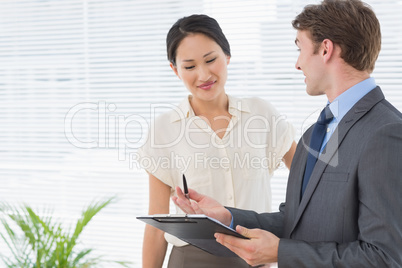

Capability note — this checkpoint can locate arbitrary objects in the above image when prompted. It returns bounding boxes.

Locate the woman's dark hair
[166,14,231,66]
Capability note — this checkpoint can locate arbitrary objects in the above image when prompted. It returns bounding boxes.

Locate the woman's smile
[198,80,216,90]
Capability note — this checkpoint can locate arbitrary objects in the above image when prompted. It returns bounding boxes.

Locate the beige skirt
[167,245,261,268]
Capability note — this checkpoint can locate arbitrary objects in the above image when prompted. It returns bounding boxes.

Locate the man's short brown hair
[292,0,381,73]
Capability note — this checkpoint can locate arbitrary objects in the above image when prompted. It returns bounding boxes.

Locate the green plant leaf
[66,196,116,259]
[1,196,129,268]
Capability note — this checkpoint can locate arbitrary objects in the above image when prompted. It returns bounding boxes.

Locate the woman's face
[171,33,230,103]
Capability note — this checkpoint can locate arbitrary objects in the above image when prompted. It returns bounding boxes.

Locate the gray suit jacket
[229,87,402,267]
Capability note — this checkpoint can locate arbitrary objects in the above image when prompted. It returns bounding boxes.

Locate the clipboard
[137,214,248,257]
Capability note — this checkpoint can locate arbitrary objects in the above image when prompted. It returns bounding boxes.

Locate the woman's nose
[198,66,211,81]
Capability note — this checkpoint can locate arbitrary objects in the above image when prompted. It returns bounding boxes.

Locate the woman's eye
[185,66,195,70]
[206,58,216,63]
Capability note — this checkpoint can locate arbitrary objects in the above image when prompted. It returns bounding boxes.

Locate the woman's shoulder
[152,97,190,127]
[152,109,174,126]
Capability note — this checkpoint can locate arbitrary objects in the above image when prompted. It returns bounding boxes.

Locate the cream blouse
[138,94,295,246]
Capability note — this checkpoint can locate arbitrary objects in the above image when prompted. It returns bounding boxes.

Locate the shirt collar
[228,94,251,116]
[169,96,194,123]
[328,77,377,122]
[169,94,251,123]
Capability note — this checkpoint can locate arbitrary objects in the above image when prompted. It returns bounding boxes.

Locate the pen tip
[182,174,188,194]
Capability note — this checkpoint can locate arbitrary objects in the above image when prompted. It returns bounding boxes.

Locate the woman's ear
[170,62,181,79]
[226,55,231,65]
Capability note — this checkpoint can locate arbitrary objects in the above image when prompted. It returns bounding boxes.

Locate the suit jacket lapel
[289,87,384,236]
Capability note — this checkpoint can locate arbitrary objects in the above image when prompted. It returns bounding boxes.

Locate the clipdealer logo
[129,151,280,174]
[64,101,148,160]
[64,100,291,166]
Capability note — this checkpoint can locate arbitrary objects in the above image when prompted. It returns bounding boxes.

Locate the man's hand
[215,225,279,266]
[172,186,232,226]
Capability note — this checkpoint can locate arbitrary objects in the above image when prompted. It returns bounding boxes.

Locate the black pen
[182,174,190,200]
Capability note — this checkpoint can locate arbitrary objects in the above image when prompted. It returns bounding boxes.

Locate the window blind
[0,1,401,267]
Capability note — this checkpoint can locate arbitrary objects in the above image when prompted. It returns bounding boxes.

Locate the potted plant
[0,197,130,268]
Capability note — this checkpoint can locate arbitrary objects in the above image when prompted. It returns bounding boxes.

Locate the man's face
[295,30,327,96]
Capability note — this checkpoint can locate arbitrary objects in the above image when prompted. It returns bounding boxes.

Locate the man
[172,0,402,267]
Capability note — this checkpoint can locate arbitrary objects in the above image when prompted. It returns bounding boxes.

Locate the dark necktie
[301,105,334,196]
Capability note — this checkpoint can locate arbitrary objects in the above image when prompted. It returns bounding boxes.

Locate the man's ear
[170,63,181,79]
[321,39,334,63]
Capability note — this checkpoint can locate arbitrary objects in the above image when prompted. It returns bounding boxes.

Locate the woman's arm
[142,173,171,268]
[282,141,297,170]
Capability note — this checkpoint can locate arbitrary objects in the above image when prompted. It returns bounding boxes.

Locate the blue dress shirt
[322,77,377,151]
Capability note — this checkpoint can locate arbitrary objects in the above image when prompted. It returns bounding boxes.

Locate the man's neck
[326,66,371,102]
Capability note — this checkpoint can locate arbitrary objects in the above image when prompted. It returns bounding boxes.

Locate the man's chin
[306,88,325,97]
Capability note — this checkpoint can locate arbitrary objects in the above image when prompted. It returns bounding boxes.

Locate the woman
[138,14,296,268]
